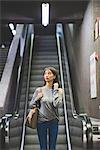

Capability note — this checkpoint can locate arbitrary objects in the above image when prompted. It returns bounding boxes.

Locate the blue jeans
[37,119,58,150]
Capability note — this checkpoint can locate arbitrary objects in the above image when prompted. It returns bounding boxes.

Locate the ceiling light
[42,3,49,26]
[1,44,6,48]
[9,23,14,30]
[12,30,16,35]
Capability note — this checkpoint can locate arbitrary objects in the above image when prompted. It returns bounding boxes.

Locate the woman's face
[44,69,56,82]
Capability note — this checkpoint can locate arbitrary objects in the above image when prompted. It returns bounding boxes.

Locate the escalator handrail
[59,24,76,116]
[14,25,28,115]
[20,25,34,150]
[57,24,77,117]
[56,28,72,150]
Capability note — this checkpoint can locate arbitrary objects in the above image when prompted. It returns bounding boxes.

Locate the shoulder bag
[25,107,38,129]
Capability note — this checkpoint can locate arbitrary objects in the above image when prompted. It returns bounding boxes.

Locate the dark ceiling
[0,0,89,45]
[1,0,89,23]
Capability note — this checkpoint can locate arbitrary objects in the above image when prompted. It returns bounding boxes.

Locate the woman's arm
[29,88,43,109]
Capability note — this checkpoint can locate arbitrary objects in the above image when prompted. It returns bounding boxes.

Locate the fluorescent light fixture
[9,23,14,30]
[42,3,49,26]
[9,23,16,36]
[12,30,16,35]
[1,44,6,48]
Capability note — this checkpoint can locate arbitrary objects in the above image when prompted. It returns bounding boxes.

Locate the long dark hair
[43,67,59,88]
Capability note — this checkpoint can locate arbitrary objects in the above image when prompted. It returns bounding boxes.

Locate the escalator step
[25,134,67,144]
[24,144,67,150]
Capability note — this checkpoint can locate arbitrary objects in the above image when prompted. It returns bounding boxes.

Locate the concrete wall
[75,1,93,115]
[64,0,100,118]
[91,0,100,118]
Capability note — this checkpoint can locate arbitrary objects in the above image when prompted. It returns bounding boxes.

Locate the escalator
[8,32,83,150]
[24,35,67,150]
[8,46,30,149]
[0,47,9,80]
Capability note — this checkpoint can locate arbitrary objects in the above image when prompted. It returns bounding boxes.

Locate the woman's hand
[27,110,33,123]
[59,88,63,94]
[27,108,36,123]
[54,83,63,94]
[37,92,43,99]
[54,83,59,90]
[36,90,43,100]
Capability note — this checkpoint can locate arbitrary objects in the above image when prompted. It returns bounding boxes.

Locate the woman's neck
[46,82,53,89]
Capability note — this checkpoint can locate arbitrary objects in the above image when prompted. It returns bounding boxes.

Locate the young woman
[29,66,63,150]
